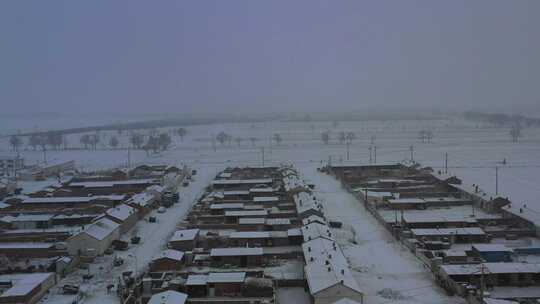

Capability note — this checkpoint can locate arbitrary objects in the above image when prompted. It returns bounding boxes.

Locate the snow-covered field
[2,115,540,304]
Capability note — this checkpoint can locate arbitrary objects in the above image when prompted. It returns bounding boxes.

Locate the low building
[207,272,246,297]
[0,272,55,304]
[210,247,263,267]
[472,244,513,263]
[148,290,188,304]
[410,227,488,243]
[150,249,184,272]
[168,229,200,251]
[9,214,54,230]
[67,217,120,256]
[105,203,138,233]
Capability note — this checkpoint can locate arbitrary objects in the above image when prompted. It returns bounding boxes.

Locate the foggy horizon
[1,1,539,116]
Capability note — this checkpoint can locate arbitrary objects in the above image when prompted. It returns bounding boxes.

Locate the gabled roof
[210,247,263,257]
[301,222,335,242]
[80,217,119,241]
[170,229,199,242]
[207,272,246,283]
[155,249,184,262]
[106,204,137,222]
[148,290,187,304]
[303,238,361,295]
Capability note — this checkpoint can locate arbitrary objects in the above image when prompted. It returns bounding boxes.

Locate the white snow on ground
[2,117,539,304]
[302,165,465,304]
[39,165,219,304]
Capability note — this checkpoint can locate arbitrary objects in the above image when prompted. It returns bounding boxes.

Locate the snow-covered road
[39,164,220,304]
[301,165,466,304]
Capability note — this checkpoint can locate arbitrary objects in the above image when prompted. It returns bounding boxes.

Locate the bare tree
[28,135,42,151]
[80,134,90,149]
[158,133,172,150]
[273,133,282,145]
[346,132,356,144]
[370,135,376,145]
[216,132,228,145]
[130,132,144,149]
[9,135,22,153]
[338,132,346,145]
[177,128,187,142]
[510,124,522,143]
[321,131,330,145]
[109,136,119,149]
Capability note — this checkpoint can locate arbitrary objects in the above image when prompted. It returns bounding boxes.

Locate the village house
[67,178,159,195]
[17,195,125,211]
[150,249,185,272]
[168,229,200,251]
[207,272,246,297]
[148,290,188,304]
[228,231,290,247]
[0,242,63,258]
[105,203,138,233]
[410,227,488,243]
[210,247,263,267]
[126,192,158,216]
[0,272,55,304]
[67,217,120,256]
[303,237,364,304]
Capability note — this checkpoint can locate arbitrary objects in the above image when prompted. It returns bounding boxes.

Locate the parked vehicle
[162,191,175,207]
[157,207,166,213]
[62,284,79,294]
[112,240,129,251]
[131,236,141,244]
[329,221,343,228]
[149,216,157,223]
[113,257,124,267]
[191,169,197,175]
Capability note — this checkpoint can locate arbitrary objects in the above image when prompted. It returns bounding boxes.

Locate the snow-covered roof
[22,195,125,204]
[210,247,263,257]
[9,214,54,222]
[238,218,265,225]
[146,185,165,194]
[106,204,137,222]
[387,198,426,204]
[211,178,272,185]
[287,228,302,237]
[229,231,271,239]
[472,244,512,253]
[80,217,120,241]
[155,249,184,262]
[303,237,362,295]
[170,229,199,242]
[266,218,291,225]
[249,187,276,193]
[302,222,334,242]
[218,172,232,178]
[210,203,244,210]
[302,215,326,226]
[128,192,155,207]
[411,227,485,237]
[207,272,246,283]
[223,190,250,196]
[0,242,54,249]
[224,210,268,217]
[148,290,188,304]
[484,262,540,274]
[253,196,279,203]
[186,274,208,286]
[0,272,54,298]
[69,179,157,188]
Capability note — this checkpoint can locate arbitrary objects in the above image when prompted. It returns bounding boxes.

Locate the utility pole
[374,146,377,163]
[445,152,448,174]
[369,146,372,164]
[127,145,131,172]
[495,166,499,195]
[346,141,350,161]
[479,263,485,299]
[409,145,414,162]
[261,147,265,167]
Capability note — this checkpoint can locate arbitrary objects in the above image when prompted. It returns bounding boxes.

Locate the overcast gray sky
[1,0,539,115]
